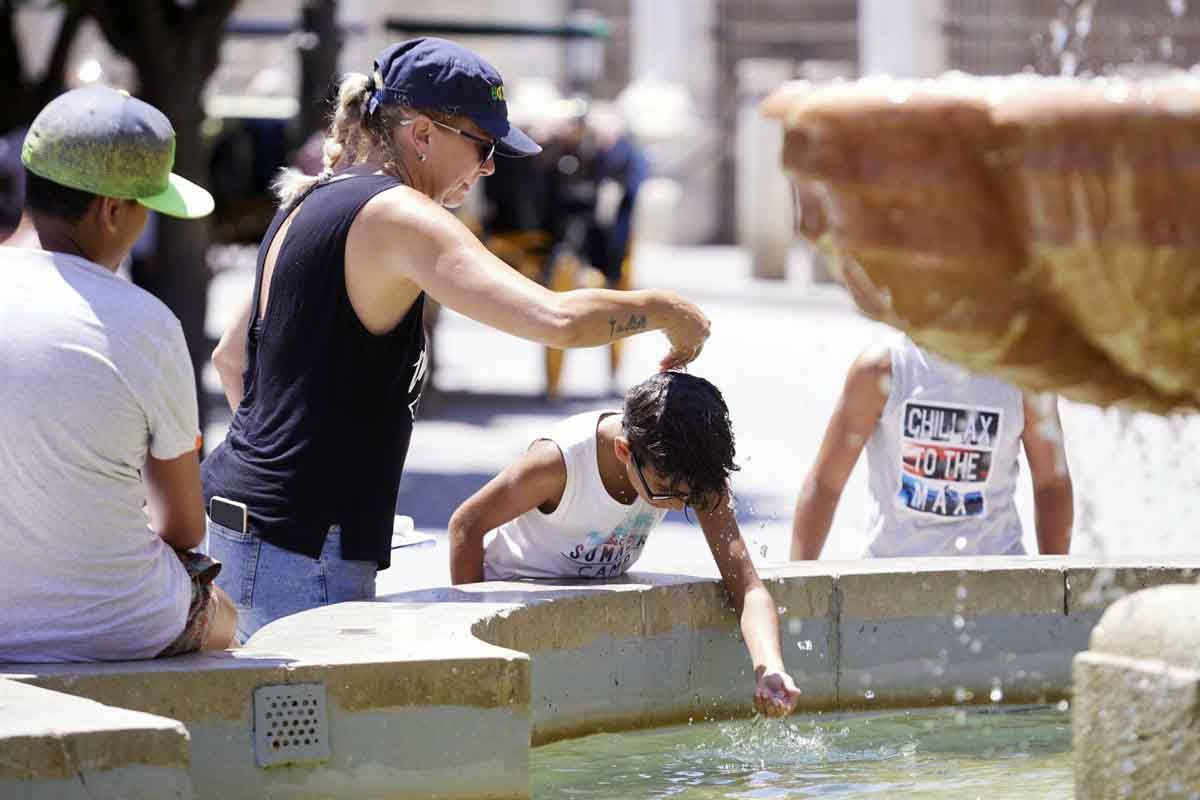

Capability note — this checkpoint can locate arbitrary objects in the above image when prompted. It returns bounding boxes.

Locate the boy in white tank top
[790,335,1074,560]
[449,372,800,718]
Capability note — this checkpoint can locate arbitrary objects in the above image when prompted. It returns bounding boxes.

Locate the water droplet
[956,585,968,600]
[787,618,804,635]
[990,687,1003,702]
[1170,0,1188,19]
[1050,19,1070,53]
[954,686,972,703]
[954,536,968,552]
[970,639,983,654]
[1060,50,1078,77]
[1056,700,1070,712]
[864,689,876,700]
[953,614,966,629]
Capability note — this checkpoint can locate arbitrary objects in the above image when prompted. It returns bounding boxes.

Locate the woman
[203,38,709,640]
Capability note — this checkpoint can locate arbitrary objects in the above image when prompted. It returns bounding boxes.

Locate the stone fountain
[764,73,1200,797]
[763,73,1200,414]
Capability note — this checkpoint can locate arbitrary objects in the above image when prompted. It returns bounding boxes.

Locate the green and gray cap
[21,86,213,219]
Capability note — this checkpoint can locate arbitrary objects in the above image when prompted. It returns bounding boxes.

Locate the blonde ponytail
[272,72,374,207]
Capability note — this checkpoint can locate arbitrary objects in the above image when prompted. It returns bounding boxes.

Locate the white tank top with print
[483,411,667,580]
[863,335,1026,557]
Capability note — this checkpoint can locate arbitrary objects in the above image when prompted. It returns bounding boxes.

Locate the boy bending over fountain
[449,371,800,718]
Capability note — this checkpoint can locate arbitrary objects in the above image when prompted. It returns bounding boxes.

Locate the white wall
[859,0,946,78]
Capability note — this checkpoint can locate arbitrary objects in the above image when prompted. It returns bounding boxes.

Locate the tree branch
[192,0,239,41]
[78,0,167,74]
[34,4,86,109]
[0,0,35,130]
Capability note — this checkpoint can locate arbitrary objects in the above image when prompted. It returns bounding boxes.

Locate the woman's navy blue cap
[369,37,541,158]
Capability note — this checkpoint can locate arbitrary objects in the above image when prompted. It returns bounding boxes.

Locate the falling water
[1051,0,1101,75]
[1162,0,1190,60]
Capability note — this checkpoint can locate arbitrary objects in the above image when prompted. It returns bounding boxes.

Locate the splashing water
[532,708,1072,799]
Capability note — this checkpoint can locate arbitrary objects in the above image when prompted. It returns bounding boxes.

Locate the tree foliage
[78,0,239,428]
[0,0,85,133]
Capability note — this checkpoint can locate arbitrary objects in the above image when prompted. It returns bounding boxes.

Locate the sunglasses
[631,450,690,503]
[430,119,497,167]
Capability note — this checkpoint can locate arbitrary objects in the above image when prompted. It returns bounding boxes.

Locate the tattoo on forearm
[608,314,648,339]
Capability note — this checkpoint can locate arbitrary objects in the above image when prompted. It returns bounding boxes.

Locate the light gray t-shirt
[484,411,667,580]
[863,335,1026,557]
[0,246,199,662]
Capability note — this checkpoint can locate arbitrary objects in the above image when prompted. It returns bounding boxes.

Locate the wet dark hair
[622,371,739,511]
[23,168,97,223]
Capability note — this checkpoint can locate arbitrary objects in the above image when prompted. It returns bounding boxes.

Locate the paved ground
[202,243,1200,595]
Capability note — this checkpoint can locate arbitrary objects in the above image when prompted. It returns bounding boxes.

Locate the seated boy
[0,87,236,661]
[449,372,800,718]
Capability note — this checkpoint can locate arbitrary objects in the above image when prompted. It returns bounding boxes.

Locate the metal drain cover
[253,683,330,767]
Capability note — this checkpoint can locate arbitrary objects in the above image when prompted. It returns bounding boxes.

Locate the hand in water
[754,669,801,718]
[660,298,710,371]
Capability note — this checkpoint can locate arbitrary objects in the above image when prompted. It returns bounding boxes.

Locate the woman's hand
[660,295,711,370]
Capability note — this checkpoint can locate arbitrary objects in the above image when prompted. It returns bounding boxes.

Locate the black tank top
[202,174,426,568]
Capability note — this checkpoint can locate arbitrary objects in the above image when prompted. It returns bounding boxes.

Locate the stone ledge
[0,680,192,799]
[1086,584,1200,669]
[2,559,1195,800]
[1073,651,1200,798]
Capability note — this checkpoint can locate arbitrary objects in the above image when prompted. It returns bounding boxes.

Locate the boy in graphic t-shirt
[449,371,800,718]
[790,334,1074,560]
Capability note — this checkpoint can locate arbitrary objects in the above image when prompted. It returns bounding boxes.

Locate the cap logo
[490,85,506,102]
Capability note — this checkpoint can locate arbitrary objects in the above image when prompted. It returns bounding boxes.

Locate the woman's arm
[346,187,709,369]
[212,295,252,412]
[448,440,568,584]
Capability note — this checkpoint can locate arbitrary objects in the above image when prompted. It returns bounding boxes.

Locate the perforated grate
[253,683,330,768]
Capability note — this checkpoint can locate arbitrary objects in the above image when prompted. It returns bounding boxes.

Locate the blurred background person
[791,335,1074,560]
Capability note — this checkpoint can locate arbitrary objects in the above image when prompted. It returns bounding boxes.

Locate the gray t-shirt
[863,335,1025,557]
[0,246,199,662]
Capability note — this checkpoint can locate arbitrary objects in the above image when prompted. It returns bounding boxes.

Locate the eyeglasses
[430,119,497,167]
[631,451,690,503]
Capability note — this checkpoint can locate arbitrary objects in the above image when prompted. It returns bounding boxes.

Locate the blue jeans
[206,518,377,643]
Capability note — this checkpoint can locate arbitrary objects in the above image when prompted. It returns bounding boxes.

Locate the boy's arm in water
[697,492,801,717]
[1021,394,1074,555]
[448,439,568,584]
[790,347,890,559]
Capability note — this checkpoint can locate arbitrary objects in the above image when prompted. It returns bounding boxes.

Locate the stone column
[626,0,719,244]
[736,58,794,280]
[1073,584,1200,798]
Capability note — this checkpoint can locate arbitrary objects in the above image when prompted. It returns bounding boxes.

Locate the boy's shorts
[156,550,223,658]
